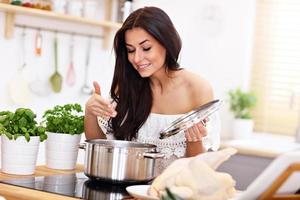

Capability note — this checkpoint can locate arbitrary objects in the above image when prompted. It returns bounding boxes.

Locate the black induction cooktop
[0,172,134,200]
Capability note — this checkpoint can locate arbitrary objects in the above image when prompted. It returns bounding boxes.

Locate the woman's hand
[185,118,209,156]
[85,81,117,119]
[184,118,208,143]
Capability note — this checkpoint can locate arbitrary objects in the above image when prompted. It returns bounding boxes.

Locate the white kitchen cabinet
[218,153,273,190]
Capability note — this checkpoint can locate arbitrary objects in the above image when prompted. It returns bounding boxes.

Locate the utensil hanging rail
[15,24,104,39]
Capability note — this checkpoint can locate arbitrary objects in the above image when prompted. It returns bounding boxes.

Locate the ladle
[81,36,93,95]
[29,29,51,97]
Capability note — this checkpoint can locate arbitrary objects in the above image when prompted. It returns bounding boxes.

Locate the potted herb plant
[228,88,257,139]
[42,103,84,170]
[0,108,47,175]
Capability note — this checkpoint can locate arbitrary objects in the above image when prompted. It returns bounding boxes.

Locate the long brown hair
[109,6,182,140]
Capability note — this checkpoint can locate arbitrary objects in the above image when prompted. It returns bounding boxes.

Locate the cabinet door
[217,154,273,190]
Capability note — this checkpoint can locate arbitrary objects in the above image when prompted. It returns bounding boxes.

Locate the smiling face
[125,27,167,77]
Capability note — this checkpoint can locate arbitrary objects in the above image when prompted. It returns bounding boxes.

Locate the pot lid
[85,139,157,148]
[160,99,222,139]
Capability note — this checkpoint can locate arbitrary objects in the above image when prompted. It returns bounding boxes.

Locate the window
[251,0,300,136]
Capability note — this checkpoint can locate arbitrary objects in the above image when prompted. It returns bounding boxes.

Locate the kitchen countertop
[221,133,300,158]
[0,165,85,200]
[1,134,297,199]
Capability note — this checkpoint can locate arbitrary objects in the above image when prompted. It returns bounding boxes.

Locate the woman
[84,6,220,173]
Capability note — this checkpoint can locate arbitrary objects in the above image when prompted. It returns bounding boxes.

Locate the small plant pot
[1,135,40,175]
[45,132,81,170]
[232,118,254,139]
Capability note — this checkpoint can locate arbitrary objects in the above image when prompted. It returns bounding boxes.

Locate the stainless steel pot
[79,139,164,183]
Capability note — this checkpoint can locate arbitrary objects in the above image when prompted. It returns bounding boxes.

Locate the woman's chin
[139,72,151,78]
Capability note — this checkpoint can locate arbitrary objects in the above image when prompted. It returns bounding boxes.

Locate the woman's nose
[134,50,143,63]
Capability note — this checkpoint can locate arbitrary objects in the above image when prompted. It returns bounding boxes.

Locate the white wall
[0,2,116,165]
[0,0,256,165]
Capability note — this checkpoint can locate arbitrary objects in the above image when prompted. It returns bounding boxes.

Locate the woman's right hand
[85,81,117,119]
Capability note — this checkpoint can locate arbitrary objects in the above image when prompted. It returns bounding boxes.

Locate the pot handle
[79,143,86,150]
[143,152,165,159]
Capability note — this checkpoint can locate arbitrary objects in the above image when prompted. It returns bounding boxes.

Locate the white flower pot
[232,118,254,139]
[45,132,81,170]
[1,135,40,175]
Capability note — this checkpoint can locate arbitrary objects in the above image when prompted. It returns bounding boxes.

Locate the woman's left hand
[184,119,208,142]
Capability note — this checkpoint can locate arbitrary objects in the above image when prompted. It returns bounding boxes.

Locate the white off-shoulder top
[97,112,220,175]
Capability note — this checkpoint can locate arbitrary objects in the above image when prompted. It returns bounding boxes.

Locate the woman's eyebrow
[125,39,149,47]
[139,39,149,45]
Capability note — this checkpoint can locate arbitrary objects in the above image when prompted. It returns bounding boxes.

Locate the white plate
[126,185,159,200]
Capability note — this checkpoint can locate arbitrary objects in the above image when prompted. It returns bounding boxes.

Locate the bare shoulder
[178,69,214,107]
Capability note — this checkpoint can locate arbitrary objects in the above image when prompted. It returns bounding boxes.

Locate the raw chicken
[149,147,237,200]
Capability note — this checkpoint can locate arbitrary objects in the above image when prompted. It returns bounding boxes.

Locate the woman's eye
[143,47,151,51]
[127,49,135,53]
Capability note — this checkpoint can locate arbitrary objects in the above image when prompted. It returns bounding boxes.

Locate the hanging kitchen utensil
[35,29,42,56]
[81,36,93,95]
[49,34,63,93]
[66,34,76,87]
[8,27,30,105]
[29,30,51,97]
[160,99,222,139]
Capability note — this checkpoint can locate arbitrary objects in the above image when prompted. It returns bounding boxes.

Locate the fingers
[196,122,207,137]
[91,106,113,121]
[185,127,201,142]
[185,121,208,142]
[99,103,117,118]
[91,81,112,113]
[93,81,101,95]
[86,81,117,118]
[86,101,117,119]
[91,97,117,118]
[203,117,210,123]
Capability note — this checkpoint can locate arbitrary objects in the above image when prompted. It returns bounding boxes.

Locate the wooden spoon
[49,35,63,93]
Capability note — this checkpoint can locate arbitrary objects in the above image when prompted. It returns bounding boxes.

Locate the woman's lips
[138,63,151,70]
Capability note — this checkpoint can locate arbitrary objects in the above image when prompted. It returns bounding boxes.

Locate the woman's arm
[186,141,206,157]
[84,111,106,139]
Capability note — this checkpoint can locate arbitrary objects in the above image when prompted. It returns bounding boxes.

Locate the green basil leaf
[25,132,30,142]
